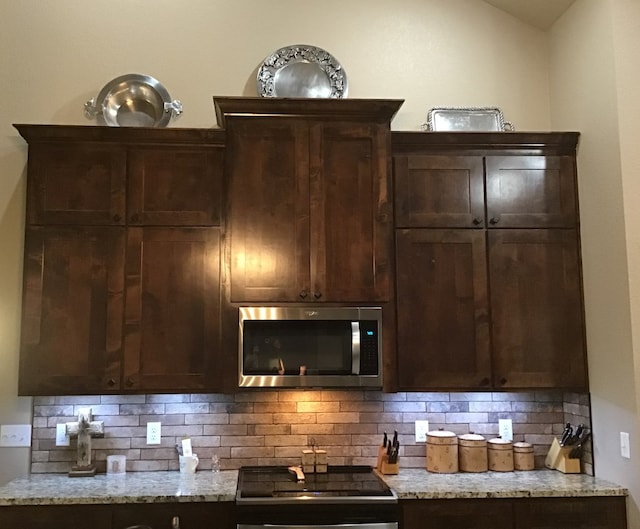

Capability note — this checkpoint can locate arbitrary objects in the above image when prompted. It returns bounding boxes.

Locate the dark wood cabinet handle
[130,212,140,223]
[126,377,134,387]
[112,214,121,223]
[489,216,500,225]
[171,516,181,529]
[499,377,507,386]
[313,292,322,300]
[479,377,490,386]
[107,378,116,387]
[472,217,483,226]
[299,290,308,299]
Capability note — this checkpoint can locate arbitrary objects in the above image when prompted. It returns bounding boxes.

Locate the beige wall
[550,0,640,526]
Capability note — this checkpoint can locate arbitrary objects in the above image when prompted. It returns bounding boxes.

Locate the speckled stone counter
[380,469,628,499]
[0,470,238,506]
[0,469,627,507]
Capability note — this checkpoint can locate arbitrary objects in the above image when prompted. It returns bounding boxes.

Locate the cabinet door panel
[0,505,112,529]
[394,155,484,228]
[402,499,513,529]
[19,227,124,395]
[514,497,627,529]
[113,502,235,529]
[124,227,221,391]
[489,230,587,389]
[128,147,223,226]
[28,143,126,225]
[396,229,491,389]
[227,119,311,302]
[312,122,392,302]
[486,155,577,228]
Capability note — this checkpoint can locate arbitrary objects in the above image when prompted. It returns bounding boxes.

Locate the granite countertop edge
[0,469,628,507]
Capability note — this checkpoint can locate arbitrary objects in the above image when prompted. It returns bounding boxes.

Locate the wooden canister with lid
[426,429,459,473]
[513,442,535,470]
[487,437,514,471]
[458,433,488,472]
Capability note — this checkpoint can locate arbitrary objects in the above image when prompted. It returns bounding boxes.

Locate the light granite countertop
[0,469,627,507]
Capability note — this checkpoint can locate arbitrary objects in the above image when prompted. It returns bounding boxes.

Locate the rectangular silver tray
[423,107,513,131]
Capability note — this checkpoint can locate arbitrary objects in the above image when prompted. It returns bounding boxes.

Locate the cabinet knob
[112,214,121,223]
[499,377,507,386]
[172,516,181,529]
[299,290,308,299]
[126,377,134,388]
[130,212,140,223]
[489,216,500,225]
[479,377,490,387]
[313,291,322,300]
[472,217,483,226]
[107,378,116,387]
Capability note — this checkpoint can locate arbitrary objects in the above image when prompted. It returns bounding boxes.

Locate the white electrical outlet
[499,419,513,441]
[147,422,162,445]
[620,432,630,459]
[56,423,70,446]
[415,420,429,443]
[0,424,32,447]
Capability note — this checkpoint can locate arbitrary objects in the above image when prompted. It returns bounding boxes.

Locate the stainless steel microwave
[238,306,383,389]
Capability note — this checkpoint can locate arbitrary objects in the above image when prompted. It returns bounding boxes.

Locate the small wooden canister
[458,433,488,473]
[513,442,535,471]
[487,437,514,471]
[426,430,459,473]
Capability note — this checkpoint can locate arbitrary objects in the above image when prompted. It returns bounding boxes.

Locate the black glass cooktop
[237,465,396,504]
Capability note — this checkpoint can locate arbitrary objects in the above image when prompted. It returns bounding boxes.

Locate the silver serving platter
[257,44,348,99]
[84,73,182,127]
[423,107,514,132]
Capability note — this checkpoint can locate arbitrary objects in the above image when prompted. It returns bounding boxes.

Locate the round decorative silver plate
[257,44,348,99]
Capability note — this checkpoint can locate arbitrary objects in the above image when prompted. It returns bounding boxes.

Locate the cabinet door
[27,143,126,225]
[112,502,235,529]
[402,499,514,529]
[227,119,311,302]
[486,155,577,228]
[489,229,587,389]
[0,505,112,529]
[514,497,627,529]
[128,146,224,226]
[394,155,485,228]
[19,227,124,395]
[311,122,392,302]
[123,227,221,391]
[395,229,491,390]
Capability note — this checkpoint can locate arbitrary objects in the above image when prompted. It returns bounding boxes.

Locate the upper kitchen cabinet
[214,97,403,303]
[392,132,588,391]
[15,125,226,395]
[394,133,578,229]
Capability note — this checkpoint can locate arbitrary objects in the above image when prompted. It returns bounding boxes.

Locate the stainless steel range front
[236,466,398,529]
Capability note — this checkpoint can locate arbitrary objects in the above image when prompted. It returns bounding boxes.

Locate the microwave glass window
[243,320,356,375]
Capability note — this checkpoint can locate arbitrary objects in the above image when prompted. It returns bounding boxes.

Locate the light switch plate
[499,419,513,441]
[56,423,70,446]
[620,432,630,459]
[0,424,32,447]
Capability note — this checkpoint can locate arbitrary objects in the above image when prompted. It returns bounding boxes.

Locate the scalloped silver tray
[423,107,514,132]
[257,44,348,99]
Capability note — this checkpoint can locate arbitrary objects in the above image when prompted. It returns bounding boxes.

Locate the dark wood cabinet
[112,501,235,529]
[401,497,627,529]
[15,125,226,395]
[0,505,112,529]
[393,132,587,391]
[216,97,402,304]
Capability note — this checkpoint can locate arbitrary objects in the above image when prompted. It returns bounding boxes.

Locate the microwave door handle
[351,321,361,374]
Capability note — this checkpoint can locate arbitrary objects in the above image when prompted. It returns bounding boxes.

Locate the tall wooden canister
[513,442,535,470]
[426,429,458,473]
[487,437,514,471]
[458,433,488,473]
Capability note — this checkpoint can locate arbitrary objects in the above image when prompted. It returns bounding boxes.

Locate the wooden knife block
[545,438,581,474]
[376,446,399,474]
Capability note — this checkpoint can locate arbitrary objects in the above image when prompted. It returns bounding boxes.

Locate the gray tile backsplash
[30,391,593,475]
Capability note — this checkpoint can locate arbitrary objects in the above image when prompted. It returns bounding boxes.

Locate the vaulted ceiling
[483,0,577,30]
